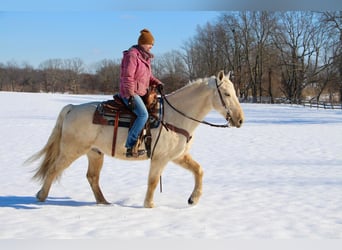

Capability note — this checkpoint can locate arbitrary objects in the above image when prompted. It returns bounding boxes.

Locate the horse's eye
[225,93,231,97]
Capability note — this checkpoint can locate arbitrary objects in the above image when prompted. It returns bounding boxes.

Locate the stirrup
[126,148,145,158]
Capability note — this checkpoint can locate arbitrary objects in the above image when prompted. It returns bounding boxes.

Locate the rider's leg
[122,95,148,155]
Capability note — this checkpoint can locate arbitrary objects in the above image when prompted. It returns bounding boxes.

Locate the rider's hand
[128,96,135,111]
[157,83,164,93]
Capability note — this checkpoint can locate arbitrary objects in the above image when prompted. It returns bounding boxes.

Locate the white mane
[167,76,215,96]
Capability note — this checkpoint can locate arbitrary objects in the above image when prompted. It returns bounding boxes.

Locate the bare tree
[0,63,4,90]
[272,11,326,103]
[192,22,222,77]
[320,11,342,102]
[180,39,198,81]
[153,50,188,92]
[19,63,36,92]
[95,59,120,94]
[5,61,21,91]
[62,58,84,93]
[250,11,277,102]
[216,13,244,95]
[39,59,63,92]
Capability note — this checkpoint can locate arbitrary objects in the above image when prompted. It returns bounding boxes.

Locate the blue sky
[0,11,221,69]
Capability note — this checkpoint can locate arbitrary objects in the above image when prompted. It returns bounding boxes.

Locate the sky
[1,0,340,70]
[0,11,221,69]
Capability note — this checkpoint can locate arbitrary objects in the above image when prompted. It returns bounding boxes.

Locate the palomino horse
[27,70,244,208]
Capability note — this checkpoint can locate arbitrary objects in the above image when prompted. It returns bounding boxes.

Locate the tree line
[1,11,341,103]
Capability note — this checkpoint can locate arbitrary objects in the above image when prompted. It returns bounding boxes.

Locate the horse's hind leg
[173,153,203,205]
[36,153,79,202]
[86,149,109,204]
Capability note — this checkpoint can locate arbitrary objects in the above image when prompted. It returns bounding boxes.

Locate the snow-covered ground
[0,91,342,239]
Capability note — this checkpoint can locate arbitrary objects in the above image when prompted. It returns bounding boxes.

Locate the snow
[1,91,342,239]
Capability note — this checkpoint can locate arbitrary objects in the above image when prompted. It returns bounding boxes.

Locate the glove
[127,96,135,111]
[157,83,164,93]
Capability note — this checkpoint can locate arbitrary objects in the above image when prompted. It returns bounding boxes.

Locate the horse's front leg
[173,154,203,205]
[144,158,167,208]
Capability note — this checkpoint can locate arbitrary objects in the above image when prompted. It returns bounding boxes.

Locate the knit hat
[138,29,154,45]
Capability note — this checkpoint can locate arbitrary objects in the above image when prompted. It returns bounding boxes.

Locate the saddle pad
[93,96,163,129]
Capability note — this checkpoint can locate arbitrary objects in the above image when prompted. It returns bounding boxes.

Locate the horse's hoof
[144,201,155,208]
[97,200,111,205]
[36,190,46,202]
[188,197,194,205]
[188,196,200,205]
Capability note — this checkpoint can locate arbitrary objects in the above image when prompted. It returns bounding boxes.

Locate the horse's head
[209,70,244,128]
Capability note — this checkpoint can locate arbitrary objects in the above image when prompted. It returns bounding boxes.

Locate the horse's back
[60,102,102,146]
[60,101,129,158]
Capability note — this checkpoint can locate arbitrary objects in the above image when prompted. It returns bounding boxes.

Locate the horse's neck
[165,81,213,131]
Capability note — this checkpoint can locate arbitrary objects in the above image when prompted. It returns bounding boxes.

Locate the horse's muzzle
[226,111,243,128]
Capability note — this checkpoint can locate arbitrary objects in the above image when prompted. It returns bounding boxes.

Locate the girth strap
[164,122,192,143]
[112,111,120,156]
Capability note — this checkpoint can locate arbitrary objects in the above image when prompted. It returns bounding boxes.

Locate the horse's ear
[227,71,231,79]
[217,70,225,81]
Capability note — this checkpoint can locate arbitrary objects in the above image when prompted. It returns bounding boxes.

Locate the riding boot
[126,138,146,157]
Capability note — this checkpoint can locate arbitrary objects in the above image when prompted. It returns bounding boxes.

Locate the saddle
[92,89,163,158]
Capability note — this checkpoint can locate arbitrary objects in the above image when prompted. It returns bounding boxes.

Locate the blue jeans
[122,95,148,148]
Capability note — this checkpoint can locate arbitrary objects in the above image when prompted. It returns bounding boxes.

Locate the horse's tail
[25,104,73,182]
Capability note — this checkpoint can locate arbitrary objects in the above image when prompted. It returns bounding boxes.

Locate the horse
[27,70,244,208]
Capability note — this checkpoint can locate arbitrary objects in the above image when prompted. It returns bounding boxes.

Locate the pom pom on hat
[138,29,154,45]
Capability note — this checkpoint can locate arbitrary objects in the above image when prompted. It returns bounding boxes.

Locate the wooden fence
[302,101,342,110]
[241,97,342,110]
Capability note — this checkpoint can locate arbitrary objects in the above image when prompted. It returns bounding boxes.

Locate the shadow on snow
[0,196,95,209]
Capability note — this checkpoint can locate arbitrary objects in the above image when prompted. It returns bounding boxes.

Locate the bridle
[214,77,233,127]
[159,77,231,128]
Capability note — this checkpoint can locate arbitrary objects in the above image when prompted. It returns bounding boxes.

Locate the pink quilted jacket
[119,46,160,98]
